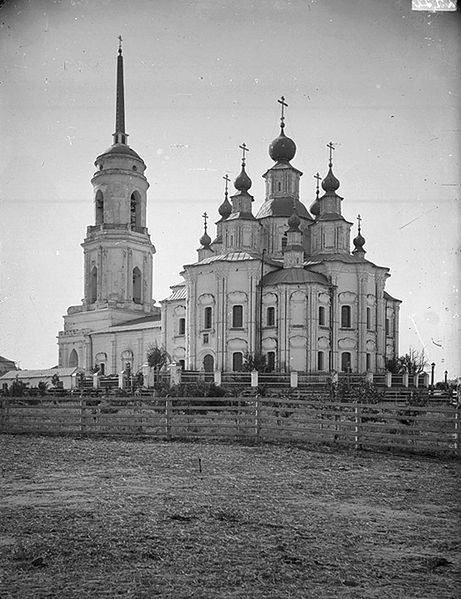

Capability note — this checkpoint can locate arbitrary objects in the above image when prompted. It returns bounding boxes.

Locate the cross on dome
[118,35,123,55]
[223,174,231,196]
[357,213,362,234]
[202,211,208,233]
[327,141,336,167]
[314,172,322,197]
[278,95,288,129]
[239,143,250,166]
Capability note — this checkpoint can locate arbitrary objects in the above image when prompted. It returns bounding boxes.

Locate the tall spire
[113,35,128,145]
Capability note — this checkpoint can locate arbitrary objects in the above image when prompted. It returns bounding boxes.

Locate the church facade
[58,46,400,376]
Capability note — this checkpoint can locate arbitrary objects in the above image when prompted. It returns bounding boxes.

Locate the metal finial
[118,35,123,55]
[357,214,362,234]
[327,141,336,167]
[314,172,322,198]
[239,143,249,166]
[223,174,230,197]
[202,211,208,233]
[278,96,288,129]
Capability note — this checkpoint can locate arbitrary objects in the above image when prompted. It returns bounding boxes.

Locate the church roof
[0,356,16,365]
[256,198,312,220]
[96,143,144,162]
[166,285,187,301]
[0,368,79,381]
[262,268,328,286]
[188,251,260,266]
[384,291,402,303]
[304,253,384,269]
[113,314,161,327]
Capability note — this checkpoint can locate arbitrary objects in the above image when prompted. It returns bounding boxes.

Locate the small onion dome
[218,195,232,219]
[200,231,211,247]
[309,199,320,217]
[288,210,301,231]
[269,128,296,163]
[234,164,252,192]
[321,166,340,193]
[353,231,366,253]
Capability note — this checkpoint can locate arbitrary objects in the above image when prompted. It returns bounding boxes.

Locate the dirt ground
[0,435,459,598]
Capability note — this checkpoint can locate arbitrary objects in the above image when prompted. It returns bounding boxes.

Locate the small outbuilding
[0,367,82,391]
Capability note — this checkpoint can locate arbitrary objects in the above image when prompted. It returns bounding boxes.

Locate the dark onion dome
[256,197,312,220]
[262,268,329,286]
[353,231,366,253]
[218,195,232,219]
[269,128,296,163]
[309,199,320,217]
[287,210,301,231]
[234,164,252,192]
[200,231,211,247]
[321,166,340,193]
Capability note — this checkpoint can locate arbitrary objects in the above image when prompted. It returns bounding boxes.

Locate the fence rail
[1,397,458,456]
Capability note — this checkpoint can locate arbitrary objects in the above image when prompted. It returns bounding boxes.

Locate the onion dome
[352,215,366,254]
[288,209,301,231]
[218,195,232,219]
[200,231,211,247]
[309,200,320,217]
[321,166,340,193]
[234,164,252,192]
[269,128,296,163]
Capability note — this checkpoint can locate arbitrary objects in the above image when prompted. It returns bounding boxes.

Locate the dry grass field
[0,435,460,598]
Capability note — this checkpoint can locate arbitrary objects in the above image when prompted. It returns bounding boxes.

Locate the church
[58,44,401,377]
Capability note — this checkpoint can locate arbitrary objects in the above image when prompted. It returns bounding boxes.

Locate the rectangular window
[318,306,326,326]
[204,306,212,330]
[179,318,185,335]
[385,318,390,336]
[232,352,243,371]
[366,353,371,371]
[317,351,324,371]
[203,333,209,345]
[366,307,371,330]
[341,305,351,328]
[266,306,275,327]
[232,305,243,328]
[267,351,275,372]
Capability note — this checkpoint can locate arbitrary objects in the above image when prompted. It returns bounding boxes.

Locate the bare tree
[387,347,428,375]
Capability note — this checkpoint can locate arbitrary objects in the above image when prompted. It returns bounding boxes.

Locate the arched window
[341,305,351,328]
[69,349,79,368]
[204,307,212,330]
[232,352,243,372]
[341,352,352,372]
[130,192,140,228]
[203,354,214,372]
[232,305,243,328]
[95,190,104,225]
[266,306,275,327]
[281,234,287,251]
[132,267,142,304]
[90,266,97,303]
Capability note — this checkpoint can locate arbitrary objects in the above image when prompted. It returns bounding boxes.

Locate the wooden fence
[1,397,458,456]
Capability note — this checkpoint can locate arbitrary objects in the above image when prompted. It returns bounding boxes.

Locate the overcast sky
[0,0,459,379]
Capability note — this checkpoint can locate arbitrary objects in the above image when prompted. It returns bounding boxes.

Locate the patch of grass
[0,435,460,598]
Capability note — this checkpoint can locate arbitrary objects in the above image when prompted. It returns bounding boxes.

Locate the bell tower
[82,38,155,312]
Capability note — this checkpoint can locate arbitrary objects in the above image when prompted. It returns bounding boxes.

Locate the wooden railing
[1,397,458,456]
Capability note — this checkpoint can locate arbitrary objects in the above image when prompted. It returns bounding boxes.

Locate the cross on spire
[278,96,288,129]
[202,211,208,233]
[223,174,231,196]
[314,172,322,197]
[357,213,362,234]
[327,142,336,167]
[239,143,249,165]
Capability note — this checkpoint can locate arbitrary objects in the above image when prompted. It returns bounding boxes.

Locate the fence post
[251,370,258,388]
[402,372,409,388]
[0,398,8,432]
[290,371,298,388]
[454,408,459,455]
[80,398,86,436]
[254,397,261,440]
[165,398,172,440]
[385,371,392,388]
[214,370,222,386]
[354,405,362,450]
[136,398,143,434]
